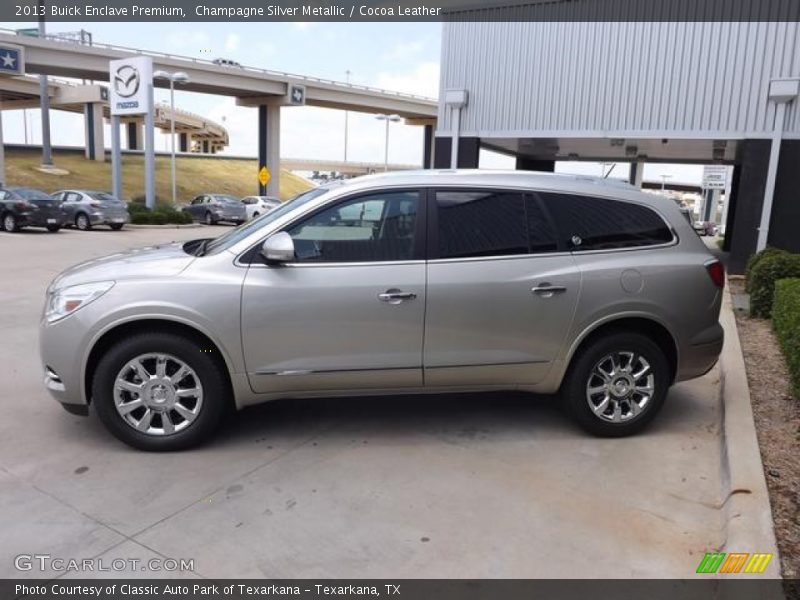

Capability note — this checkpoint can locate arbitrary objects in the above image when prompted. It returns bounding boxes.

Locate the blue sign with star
[0,46,24,75]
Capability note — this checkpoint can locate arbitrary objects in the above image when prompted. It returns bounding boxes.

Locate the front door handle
[531,283,567,297]
[378,289,417,304]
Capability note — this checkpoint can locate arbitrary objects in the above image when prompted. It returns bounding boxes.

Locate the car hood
[49,242,196,291]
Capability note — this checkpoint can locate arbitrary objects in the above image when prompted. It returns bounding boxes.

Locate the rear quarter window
[539,193,674,251]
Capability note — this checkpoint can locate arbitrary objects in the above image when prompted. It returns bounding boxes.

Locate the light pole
[344,69,351,162]
[153,70,189,205]
[375,113,401,172]
[660,174,672,193]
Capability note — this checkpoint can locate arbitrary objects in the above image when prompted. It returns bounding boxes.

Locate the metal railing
[0,27,438,104]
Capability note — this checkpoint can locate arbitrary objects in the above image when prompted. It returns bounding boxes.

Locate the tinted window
[435,190,557,258]
[540,193,673,251]
[287,191,419,263]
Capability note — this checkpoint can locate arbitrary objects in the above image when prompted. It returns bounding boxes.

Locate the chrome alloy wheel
[114,353,203,436]
[585,351,654,423]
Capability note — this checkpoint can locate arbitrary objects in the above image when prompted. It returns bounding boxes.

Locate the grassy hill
[2,148,314,202]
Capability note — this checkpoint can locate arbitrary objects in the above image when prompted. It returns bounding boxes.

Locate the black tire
[2,212,19,232]
[562,331,669,437]
[92,331,229,451]
[204,211,216,225]
[46,225,61,233]
[76,213,91,231]
[109,223,124,231]
[252,212,259,218]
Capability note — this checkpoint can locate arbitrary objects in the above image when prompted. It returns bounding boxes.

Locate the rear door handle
[531,283,567,296]
[378,289,417,303]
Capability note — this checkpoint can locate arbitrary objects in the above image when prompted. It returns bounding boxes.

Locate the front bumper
[40,310,93,410]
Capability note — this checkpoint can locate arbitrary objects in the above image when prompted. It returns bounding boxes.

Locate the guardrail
[0,27,438,103]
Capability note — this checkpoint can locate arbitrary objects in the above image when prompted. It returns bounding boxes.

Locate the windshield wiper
[196,239,210,257]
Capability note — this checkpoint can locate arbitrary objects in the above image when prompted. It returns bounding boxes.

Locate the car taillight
[15,201,34,210]
[706,260,725,288]
[90,203,103,209]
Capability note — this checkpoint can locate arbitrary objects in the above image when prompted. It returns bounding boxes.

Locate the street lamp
[375,113,401,172]
[153,70,190,205]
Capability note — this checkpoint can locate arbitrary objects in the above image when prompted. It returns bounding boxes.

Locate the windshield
[12,188,50,200]
[87,191,119,202]
[204,187,328,255]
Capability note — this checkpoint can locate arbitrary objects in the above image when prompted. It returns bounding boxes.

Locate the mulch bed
[729,279,799,597]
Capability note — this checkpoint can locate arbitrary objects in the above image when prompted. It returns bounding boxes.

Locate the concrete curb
[125,223,203,229]
[717,285,781,578]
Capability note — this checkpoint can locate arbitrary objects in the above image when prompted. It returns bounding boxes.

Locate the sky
[0,21,712,184]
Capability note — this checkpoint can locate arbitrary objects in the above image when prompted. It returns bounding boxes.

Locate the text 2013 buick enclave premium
[40,171,724,451]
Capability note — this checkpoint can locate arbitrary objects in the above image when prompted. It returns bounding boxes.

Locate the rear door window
[433,190,558,259]
[539,193,674,251]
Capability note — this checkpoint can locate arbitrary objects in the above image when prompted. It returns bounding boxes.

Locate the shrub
[749,252,800,318]
[772,278,800,398]
[128,202,192,225]
[745,247,790,293]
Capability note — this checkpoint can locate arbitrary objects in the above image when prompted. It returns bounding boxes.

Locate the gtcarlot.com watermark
[14,553,194,573]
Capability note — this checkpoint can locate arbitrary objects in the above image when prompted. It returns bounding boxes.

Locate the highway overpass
[0,75,230,157]
[0,28,438,196]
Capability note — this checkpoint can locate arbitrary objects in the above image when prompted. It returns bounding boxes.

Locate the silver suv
[40,171,724,451]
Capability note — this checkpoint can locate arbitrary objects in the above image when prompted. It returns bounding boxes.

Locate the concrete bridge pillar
[126,121,143,151]
[179,132,192,153]
[258,104,281,198]
[83,102,105,162]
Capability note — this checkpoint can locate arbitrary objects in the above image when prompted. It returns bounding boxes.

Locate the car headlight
[45,281,115,323]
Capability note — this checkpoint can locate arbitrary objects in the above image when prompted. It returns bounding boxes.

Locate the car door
[186,196,203,219]
[58,192,76,222]
[423,189,582,387]
[241,189,426,394]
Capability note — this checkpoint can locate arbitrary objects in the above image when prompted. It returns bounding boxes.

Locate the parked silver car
[40,171,724,450]
[182,194,247,225]
[52,190,130,231]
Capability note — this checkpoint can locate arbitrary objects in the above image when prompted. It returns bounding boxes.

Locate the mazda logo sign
[114,65,140,98]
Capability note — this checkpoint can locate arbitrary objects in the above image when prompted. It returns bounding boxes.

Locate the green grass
[3,148,314,202]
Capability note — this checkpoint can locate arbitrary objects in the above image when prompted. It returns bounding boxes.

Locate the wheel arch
[563,315,678,386]
[84,318,234,407]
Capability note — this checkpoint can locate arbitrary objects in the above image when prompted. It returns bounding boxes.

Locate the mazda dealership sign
[109,56,153,116]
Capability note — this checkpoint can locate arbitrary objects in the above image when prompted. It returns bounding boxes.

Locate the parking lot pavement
[2,227,728,578]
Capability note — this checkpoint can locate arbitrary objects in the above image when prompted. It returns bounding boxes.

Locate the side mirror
[260,232,295,264]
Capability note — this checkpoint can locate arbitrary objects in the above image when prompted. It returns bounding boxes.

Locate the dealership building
[435,11,800,272]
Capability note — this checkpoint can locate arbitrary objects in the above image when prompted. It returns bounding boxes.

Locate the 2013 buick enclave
[40,171,723,450]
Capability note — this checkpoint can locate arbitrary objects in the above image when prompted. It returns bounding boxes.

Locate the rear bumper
[675,323,724,382]
[89,212,129,225]
[19,212,64,227]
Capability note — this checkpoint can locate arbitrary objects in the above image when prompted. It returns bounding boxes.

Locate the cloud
[375,62,440,98]
[292,22,314,31]
[381,40,425,61]
[166,30,209,51]
[224,33,240,53]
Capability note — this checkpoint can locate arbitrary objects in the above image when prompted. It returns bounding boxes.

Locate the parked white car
[242,196,281,220]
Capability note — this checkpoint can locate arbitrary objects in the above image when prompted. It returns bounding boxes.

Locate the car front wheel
[92,332,229,451]
[562,331,669,437]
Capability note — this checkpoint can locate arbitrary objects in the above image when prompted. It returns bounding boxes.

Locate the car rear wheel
[92,332,229,451]
[562,332,669,437]
[76,213,91,231]
[2,213,19,232]
[110,223,124,231]
[46,225,60,233]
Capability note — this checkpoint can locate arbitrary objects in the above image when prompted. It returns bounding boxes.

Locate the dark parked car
[0,186,64,233]
[183,194,247,225]
[52,189,130,231]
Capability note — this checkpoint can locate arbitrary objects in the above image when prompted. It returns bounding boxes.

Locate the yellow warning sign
[258,166,271,186]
